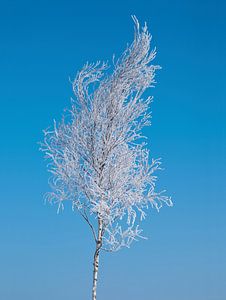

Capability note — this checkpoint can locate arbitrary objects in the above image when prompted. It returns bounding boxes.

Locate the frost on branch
[40,16,172,252]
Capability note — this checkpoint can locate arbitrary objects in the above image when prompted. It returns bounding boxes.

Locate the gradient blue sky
[0,0,225,299]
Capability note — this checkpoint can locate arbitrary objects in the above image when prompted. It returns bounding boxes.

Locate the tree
[40,16,172,300]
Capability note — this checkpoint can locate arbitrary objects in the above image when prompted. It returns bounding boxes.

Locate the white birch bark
[92,219,103,300]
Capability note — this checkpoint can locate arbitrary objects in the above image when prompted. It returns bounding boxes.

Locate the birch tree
[40,16,172,300]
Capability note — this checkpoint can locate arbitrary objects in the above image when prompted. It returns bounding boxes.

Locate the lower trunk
[92,218,103,300]
[92,248,100,300]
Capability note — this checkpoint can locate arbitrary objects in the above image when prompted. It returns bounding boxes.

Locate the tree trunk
[92,247,100,300]
[92,219,103,300]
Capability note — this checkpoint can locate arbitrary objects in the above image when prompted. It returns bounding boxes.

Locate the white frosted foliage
[40,16,172,253]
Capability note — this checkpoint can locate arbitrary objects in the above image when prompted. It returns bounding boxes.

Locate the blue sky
[0,0,225,299]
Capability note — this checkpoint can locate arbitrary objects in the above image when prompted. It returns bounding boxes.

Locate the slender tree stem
[92,219,103,300]
[92,247,100,300]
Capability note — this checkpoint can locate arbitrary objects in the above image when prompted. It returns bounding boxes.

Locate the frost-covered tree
[40,16,172,300]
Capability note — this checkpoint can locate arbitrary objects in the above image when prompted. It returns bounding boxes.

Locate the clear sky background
[0,0,225,299]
